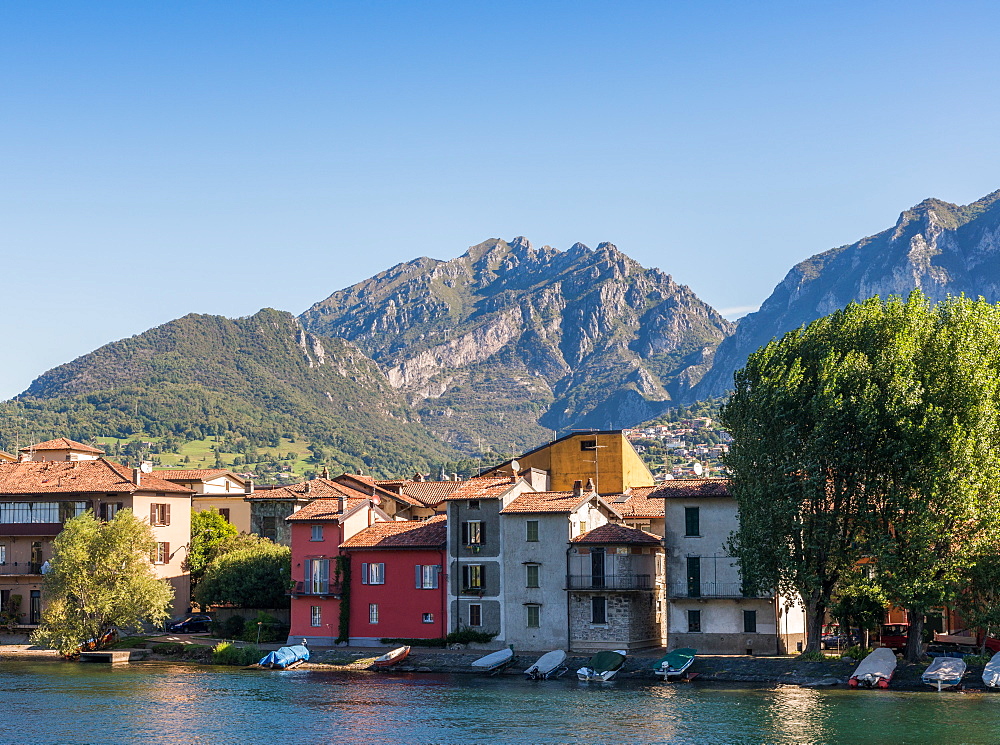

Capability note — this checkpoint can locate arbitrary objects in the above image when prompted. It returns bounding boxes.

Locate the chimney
[321,466,329,479]
[452,473,460,482]
[572,479,583,497]
[132,467,141,486]
[415,473,425,482]
[244,477,254,495]
[585,477,595,493]
[305,481,312,495]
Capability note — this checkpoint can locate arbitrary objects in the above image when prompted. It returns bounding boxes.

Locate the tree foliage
[195,539,291,609]
[951,547,1000,654]
[187,509,239,585]
[723,292,1000,657]
[32,510,174,654]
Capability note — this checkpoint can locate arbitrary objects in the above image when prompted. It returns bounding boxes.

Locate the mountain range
[6,188,1000,475]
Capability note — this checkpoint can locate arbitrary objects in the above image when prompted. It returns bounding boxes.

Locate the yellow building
[483,430,654,495]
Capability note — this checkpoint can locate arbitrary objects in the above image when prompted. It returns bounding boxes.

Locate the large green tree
[723,292,1000,657]
[32,509,174,654]
[195,539,291,609]
[186,508,239,589]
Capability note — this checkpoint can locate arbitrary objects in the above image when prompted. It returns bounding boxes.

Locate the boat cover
[471,647,513,668]
[984,651,1000,687]
[851,647,897,681]
[657,648,696,672]
[922,656,966,682]
[526,649,566,675]
[258,644,310,668]
[587,650,625,673]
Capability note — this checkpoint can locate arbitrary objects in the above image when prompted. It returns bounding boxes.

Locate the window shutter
[116,502,123,513]
[362,563,369,584]
[321,559,330,584]
[461,564,468,587]
[163,543,170,563]
[461,522,468,544]
[150,504,157,524]
[432,565,440,589]
[165,503,171,526]
[479,522,485,544]
[304,560,312,586]
[415,565,423,589]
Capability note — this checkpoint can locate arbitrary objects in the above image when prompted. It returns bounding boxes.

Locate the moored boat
[525,649,567,680]
[983,651,1000,688]
[373,645,410,668]
[922,656,966,691]
[653,648,696,681]
[258,644,310,670]
[471,646,514,675]
[577,650,627,682]
[848,647,897,688]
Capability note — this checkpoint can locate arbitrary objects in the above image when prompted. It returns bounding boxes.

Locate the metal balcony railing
[566,574,652,591]
[288,581,342,597]
[0,563,41,576]
[667,582,770,599]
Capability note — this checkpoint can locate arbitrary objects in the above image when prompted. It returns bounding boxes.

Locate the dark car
[820,625,860,649]
[166,614,212,634]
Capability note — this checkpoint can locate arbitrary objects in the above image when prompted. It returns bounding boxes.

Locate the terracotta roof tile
[286,496,371,522]
[500,491,592,514]
[0,459,192,495]
[154,468,245,483]
[340,515,447,549]
[399,481,464,505]
[650,478,731,499]
[439,476,519,501]
[19,438,105,454]
[572,523,661,545]
[333,474,424,508]
[247,478,368,502]
[612,486,664,518]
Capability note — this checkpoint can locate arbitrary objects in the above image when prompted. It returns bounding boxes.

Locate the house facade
[154,468,253,533]
[658,478,807,655]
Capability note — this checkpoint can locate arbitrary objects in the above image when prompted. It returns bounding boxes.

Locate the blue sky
[3,1,1000,399]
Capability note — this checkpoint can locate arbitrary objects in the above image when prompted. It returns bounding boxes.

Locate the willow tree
[722,292,1000,656]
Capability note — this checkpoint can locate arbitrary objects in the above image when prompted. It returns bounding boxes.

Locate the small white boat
[577,650,627,682]
[922,656,967,691]
[373,645,410,668]
[525,649,567,680]
[471,646,514,675]
[983,651,1000,688]
[849,647,897,689]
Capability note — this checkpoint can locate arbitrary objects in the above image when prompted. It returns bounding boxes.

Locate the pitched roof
[439,476,520,501]
[398,480,464,506]
[154,468,245,483]
[0,451,15,463]
[0,459,192,495]
[19,438,105,454]
[500,490,593,514]
[285,496,371,522]
[246,478,368,502]
[572,523,661,546]
[612,485,664,518]
[340,515,447,549]
[650,478,731,499]
[333,473,424,508]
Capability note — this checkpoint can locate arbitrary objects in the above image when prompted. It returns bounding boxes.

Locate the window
[306,559,330,594]
[578,520,586,536]
[219,508,230,522]
[150,503,170,526]
[580,439,597,451]
[684,506,700,537]
[591,596,607,625]
[687,609,702,633]
[744,610,758,633]
[311,525,324,541]
[310,606,322,627]
[153,542,170,564]
[362,562,385,585]
[526,605,540,628]
[261,516,277,542]
[686,556,701,597]
[422,613,435,624]
[101,502,122,521]
[526,520,539,542]
[462,564,484,591]
[58,502,88,522]
[462,520,483,545]
[369,604,379,624]
[29,590,40,625]
[415,564,441,589]
[526,564,540,588]
[468,500,480,510]
[0,502,66,523]
[469,604,482,627]
[0,544,5,564]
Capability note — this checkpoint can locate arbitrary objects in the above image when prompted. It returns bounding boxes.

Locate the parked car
[166,614,212,633]
[821,625,860,649]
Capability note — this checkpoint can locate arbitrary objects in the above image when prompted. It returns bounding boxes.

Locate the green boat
[653,648,696,680]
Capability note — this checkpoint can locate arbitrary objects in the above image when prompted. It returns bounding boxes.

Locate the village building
[498,481,620,651]
[154,468,253,533]
[339,516,448,646]
[0,438,193,622]
[657,478,806,655]
[567,523,665,651]
[610,485,664,537]
[0,450,16,464]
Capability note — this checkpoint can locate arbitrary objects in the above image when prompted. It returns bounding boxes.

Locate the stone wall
[569,591,659,651]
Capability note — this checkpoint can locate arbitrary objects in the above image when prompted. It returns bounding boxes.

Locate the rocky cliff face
[694,189,1000,399]
[301,237,733,453]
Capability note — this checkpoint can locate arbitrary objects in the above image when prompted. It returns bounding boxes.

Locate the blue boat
[258,644,310,669]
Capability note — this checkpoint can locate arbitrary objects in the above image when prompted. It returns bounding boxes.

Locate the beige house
[0,439,193,622]
[154,468,252,533]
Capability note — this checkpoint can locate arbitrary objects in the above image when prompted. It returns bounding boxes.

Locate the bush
[445,628,496,645]
[964,653,993,666]
[379,637,447,648]
[211,615,246,639]
[239,612,288,644]
[797,651,828,661]
[212,641,262,666]
[152,642,187,655]
[840,646,873,660]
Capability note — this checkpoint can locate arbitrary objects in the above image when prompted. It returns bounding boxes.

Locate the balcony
[667,582,770,599]
[288,581,342,598]
[0,563,42,576]
[566,574,652,591]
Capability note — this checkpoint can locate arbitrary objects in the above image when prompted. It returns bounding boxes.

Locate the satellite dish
[140,462,153,474]
[511,459,520,473]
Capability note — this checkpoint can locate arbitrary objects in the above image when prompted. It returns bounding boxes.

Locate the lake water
[3,660,1000,744]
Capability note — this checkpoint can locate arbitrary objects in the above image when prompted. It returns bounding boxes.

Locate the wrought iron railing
[0,563,41,576]
[288,581,342,596]
[667,582,769,599]
[566,574,652,591]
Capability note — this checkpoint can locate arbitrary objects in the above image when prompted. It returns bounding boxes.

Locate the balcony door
[686,556,701,598]
[591,548,606,589]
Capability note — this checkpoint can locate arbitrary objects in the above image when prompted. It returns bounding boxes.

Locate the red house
[340,516,447,646]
